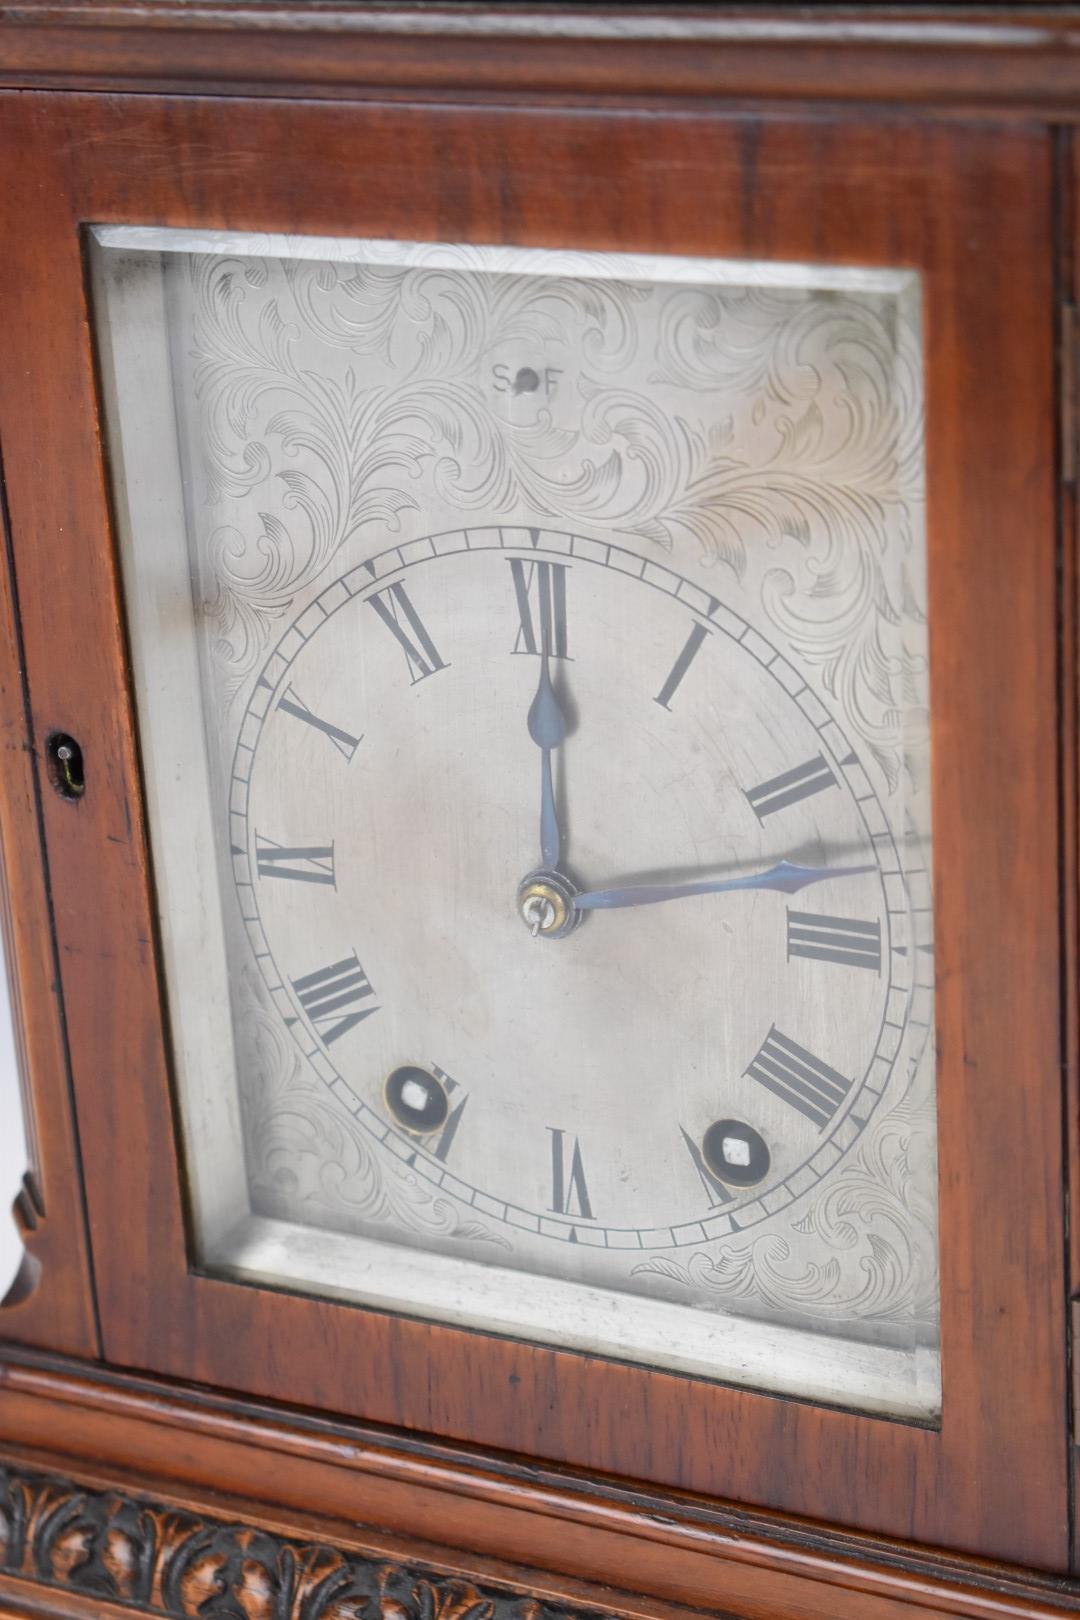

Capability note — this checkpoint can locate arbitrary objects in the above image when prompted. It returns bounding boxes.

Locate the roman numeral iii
[277,685,362,761]
[746,1026,852,1130]
[290,952,378,1044]
[787,910,882,972]
[509,558,569,658]
[548,1127,593,1219]
[255,834,335,887]
[366,580,448,684]
[744,755,837,821]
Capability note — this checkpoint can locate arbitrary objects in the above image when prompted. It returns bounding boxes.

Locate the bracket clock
[1,7,1080,1620]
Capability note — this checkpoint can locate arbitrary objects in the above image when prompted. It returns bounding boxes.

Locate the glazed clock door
[0,91,1065,1568]
[92,226,935,1421]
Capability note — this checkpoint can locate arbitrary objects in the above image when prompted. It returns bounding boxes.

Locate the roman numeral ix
[654,611,717,710]
[746,1026,852,1130]
[787,910,882,972]
[366,580,448,684]
[290,952,378,1044]
[509,557,569,658]
[744,754,837,821]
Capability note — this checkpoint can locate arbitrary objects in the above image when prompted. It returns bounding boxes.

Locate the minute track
[231,525,908,1245]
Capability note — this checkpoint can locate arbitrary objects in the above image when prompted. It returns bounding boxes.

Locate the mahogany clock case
[0,8,1078,1620]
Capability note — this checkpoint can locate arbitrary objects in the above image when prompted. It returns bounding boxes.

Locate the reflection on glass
[92,227,938,1417]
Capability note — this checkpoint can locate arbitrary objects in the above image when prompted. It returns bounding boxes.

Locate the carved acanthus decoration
[0,1461,619,1620]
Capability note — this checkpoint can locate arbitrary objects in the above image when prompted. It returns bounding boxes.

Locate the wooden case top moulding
[7,3,1080,114]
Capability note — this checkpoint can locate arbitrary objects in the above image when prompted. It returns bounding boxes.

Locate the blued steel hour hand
[571,858,875,913]
[527,651,569,871]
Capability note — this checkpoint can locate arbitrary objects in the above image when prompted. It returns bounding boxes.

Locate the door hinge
[1063,302,1079,487]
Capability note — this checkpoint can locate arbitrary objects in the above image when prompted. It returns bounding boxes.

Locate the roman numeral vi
[548,1127,593,1219]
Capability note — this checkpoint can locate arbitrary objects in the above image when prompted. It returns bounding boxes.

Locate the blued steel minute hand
[572,859,876,912]
[527,651,569,871]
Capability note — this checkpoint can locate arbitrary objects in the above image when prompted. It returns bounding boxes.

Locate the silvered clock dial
[92,227,939,1419]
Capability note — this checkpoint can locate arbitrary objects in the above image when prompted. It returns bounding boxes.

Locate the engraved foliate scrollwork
[188,257,434,697]
[235,971,509,1253]
[181,249,924,797]
[649,284,925,789]
[633,1094,937,1330]
[279,256,651,378]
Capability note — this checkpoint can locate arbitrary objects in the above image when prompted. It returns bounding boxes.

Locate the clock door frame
[0,89,1066,1568]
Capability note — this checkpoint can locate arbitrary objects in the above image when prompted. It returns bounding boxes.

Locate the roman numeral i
[654,613,716,710]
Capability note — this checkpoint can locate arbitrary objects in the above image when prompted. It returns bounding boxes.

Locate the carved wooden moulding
[0,1461,614,1620]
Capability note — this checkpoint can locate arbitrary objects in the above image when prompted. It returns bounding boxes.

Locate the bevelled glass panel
[91,226,939,1418]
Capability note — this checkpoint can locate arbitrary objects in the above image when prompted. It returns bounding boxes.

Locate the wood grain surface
[9,4,1080,116]
[3,1353,1080,1620]
[0,80,1068,1575]
[0,394,97,1357]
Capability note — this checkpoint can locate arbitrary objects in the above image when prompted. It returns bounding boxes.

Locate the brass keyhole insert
[46,732,85,800]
